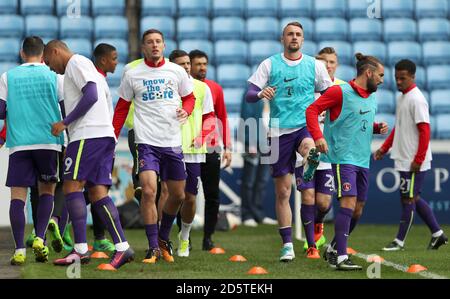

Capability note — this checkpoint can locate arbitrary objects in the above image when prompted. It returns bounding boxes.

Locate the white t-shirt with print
[118,60,194,147]
[63,55,115,143]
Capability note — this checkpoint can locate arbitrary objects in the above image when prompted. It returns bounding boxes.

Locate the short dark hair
[169,49,189,62]
[189,50,208,63]
[93,43,116,61]
[282,21,304,35]
[355,52,383,76]
[141,29,164,43]
[318,47,337,56]
[22,36,44,57]
[395,59,416,75]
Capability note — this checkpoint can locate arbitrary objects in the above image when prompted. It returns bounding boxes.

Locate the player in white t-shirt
[44,40,134,270]
[375,59,448,251]
[246,22,332,262]
[113,29,196,264]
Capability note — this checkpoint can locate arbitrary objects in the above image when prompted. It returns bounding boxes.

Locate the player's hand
[51,121,67,137]
[192,136,203,149]
[176,108,188,124]
[222,149,232,168]
[259,86,277,100]
[379,122,389,135]
[315,138,328,154]
[410,161,421,173]
[374,148,385,160]
[0,143,3,149]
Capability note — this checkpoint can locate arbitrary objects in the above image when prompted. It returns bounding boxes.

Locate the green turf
[19,224,450,279]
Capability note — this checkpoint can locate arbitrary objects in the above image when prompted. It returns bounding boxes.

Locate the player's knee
[301,190,315,205]
[142,186,157,202]
[276,187,291,201]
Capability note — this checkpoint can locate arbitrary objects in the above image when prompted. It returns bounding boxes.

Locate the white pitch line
[353,251,448,279]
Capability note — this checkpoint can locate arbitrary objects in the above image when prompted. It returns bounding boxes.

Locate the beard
[367,77,378,93]
[287,43,300,53]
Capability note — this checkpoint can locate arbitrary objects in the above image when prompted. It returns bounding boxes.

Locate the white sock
[181,221,192,241]
[394,238,405,247]
[74,243,88,254]
[432,230,443,238]
[337,255,348,265]
[115,241,130,252]
[15,248,26,256]
[283,242,293,248]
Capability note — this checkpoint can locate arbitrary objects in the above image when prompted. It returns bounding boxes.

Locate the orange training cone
[97,264,117,271]
[91,251,109,259]
[209,247,226,254]
[229,255,247,262]
[407,264,428,273]
[247,266,268,275]
[88,245,94,251]
[347,247,357,255]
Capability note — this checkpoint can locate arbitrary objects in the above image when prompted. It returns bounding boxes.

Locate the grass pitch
[17,224,450,279]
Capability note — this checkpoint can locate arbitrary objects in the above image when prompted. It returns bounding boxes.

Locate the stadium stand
[141,0,176,17]
[211,0,245,18]
[178,0,211,17]
[279,0,313,18]
[214,40,248,64]
[0,0,18,14]
[91,0,125,16]
[60,16,93,39]
[211,17,246,41]
[25,15,58,39]
[0,15,24,38]
[56,0,90,16]
[140,16,175,40]
[20,0,54,15]
[246,0,278,18]
[314,0,347,18]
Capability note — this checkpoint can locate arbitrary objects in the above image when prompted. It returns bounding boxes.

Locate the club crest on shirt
[343,182,352,192]
[139,159,146,169]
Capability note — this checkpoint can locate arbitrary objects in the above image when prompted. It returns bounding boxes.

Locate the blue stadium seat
[301,41,317,57]
[0,0,18,14]
[318,41,352,65]
[423,42,450,66]
[383,18,417,42]
[92,0,125,16]
[140,17,175,40]
[246,0,278,18]
[0,38,21,62]
[25,15,58,39]
[63,38,92,58]
[249,40,282,65]
[314,18,348,41]
[314,0,347,18]
[0,15,24,38]
[217,64,250,88]
[56,0,90,16]
[246,17,279,41]
[179,39,214,63]
[60,16,93,39]
[382,0,414,18]
[349,18,382,42]
[352,41,387,64]
[415,0,448,19]
[177,17,210,40]
[280,0,313,18]
[164,40,177,56]
[106,63,124,87]
[214,40,248,64]
[374,113,396,137]
[280,18,314,41]
[212,0,245,17]
[427,66,450,90]
[0,62,19,74]
[383,68,393,90]
[418,18,450,42]
[20,0,54,15]
[110,87,119,106]
[223,88,245,113]
[387,42,422,67]
[435,114,450,139]
[348,0,376,18]
[207,65,216,81]
[375,89,396,113]
[430,90,450,115]
[141,0,176,17]
[95,16,128,40]
[178,0,211,17]
[211,17,245,41]
[430,115,437,138]
[94,39,129,63]
[227,112,241,136]
[334,65,355,82]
